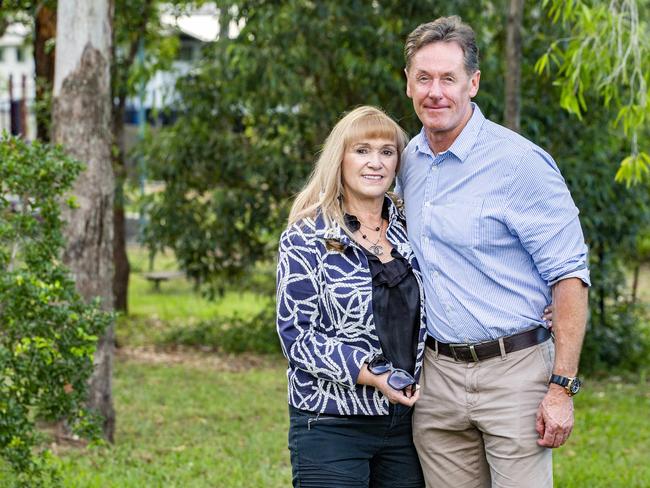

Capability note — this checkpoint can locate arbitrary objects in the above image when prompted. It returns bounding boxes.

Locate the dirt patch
[115,345,284,372]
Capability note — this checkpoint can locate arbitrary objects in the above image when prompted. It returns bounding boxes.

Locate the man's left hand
[535,385,574,448]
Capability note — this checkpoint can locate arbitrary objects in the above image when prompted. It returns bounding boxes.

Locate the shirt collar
[314,195,399,244]
[412,102,485,163]
[344,199,390,232]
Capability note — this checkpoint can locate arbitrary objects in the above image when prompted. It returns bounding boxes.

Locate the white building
[130,6,224,117]
[0,4,238,137]
[0,22,36,136]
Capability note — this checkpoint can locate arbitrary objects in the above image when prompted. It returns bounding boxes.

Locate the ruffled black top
[345,212,420,375]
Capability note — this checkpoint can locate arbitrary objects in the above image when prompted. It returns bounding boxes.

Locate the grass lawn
[38,357,650,487]
[556,379,650,487]
[53,356,292,487]
[2,247,648,487]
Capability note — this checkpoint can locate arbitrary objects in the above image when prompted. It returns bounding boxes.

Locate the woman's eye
[382,150,395,156]
[356,148,368,154]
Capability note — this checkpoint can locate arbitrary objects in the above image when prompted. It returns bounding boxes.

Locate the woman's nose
[367,153,383,167]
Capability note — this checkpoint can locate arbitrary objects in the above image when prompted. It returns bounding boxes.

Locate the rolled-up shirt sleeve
[504,148,591,288]
[276,227,370,389]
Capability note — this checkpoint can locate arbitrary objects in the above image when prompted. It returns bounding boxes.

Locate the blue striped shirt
[396,104,590,343]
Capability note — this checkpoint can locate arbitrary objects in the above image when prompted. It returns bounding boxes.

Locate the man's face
[405,41,480,146]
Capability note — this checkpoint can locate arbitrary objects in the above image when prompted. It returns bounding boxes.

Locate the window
[178,41,198,62]
[16,47,25,62]
[0,47,5,61]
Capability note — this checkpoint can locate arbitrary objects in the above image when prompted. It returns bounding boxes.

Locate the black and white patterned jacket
[276,196,427,415]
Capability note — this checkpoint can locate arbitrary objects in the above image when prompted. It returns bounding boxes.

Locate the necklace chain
[358,218,385,256]
[359,220,381,233]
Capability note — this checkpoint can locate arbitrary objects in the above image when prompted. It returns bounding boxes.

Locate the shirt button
[445,306,451,313]
[433,271,439,278]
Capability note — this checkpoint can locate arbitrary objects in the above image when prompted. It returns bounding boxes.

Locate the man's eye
[417,77,429,83]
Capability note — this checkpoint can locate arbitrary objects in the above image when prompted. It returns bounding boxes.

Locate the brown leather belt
[425,326,551,362]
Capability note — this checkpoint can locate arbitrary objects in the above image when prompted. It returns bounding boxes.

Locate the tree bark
[52,0,116,443]
[34,3,57,142]
[505,0,524,132]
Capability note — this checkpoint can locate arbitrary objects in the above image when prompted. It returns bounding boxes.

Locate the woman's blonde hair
[288,105,408,233]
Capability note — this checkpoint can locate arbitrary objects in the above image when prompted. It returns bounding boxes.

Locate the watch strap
[549,374,570,387]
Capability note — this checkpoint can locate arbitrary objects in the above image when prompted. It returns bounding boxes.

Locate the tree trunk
[112,178,130,313]
[34,3,57,142]
[112,96,130,312]
[504,0,524,132]
[111,0,154,313]
[598,251,606,329]
[52,0,116,443]
[631,264,640,304]
[0,16,8,38]
[219,5,231,40]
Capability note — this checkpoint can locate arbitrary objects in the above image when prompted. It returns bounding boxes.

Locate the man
[396,16,590,487]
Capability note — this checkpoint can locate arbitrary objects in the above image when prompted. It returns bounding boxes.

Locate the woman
[276,106,426,487]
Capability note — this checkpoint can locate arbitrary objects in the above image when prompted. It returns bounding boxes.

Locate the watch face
[569,378,582,395]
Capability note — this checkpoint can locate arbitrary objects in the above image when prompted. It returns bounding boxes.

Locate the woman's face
[341,137,398,206]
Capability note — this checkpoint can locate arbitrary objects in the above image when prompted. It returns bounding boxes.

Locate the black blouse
[345,212,421,374]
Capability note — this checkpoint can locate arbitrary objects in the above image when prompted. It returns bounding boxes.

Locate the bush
[581,303,650,375]
[0,135,111,485]
[162,306,280,355]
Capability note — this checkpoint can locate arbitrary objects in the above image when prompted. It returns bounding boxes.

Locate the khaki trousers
[412,338,555,488]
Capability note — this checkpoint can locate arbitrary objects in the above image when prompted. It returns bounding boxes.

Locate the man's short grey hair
[404,16,479,75]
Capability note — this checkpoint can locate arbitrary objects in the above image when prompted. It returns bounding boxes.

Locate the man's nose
[427,79,443,98]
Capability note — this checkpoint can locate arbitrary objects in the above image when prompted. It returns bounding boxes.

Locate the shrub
[581,303,650,375]
[162,306,280,355]
[0,135,111,485]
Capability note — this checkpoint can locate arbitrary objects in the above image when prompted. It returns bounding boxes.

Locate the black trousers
[288,404,424,488]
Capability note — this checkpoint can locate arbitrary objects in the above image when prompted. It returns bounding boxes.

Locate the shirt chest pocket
[431,197,483,249]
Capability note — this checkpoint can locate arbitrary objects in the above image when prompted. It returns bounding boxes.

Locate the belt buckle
[449,343,479,362]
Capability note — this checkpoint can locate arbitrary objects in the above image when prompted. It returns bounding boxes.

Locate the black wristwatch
[549,374,582,396]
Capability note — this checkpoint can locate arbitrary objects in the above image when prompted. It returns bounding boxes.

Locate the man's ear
[469,70,481,98]
[405,68,412,98]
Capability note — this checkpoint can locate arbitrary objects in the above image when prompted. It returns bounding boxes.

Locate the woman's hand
[357,364,420,407]
[542,303,554,331]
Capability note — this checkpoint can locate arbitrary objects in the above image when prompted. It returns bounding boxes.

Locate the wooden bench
[143,271,185,291]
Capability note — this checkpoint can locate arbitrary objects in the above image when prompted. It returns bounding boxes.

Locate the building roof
[0,22,29,47]
[160,12,221,42]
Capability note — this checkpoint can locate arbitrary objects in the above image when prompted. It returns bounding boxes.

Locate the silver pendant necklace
[368,242,384,256]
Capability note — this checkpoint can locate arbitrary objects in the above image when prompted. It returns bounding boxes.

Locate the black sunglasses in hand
[368,355,416,391]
